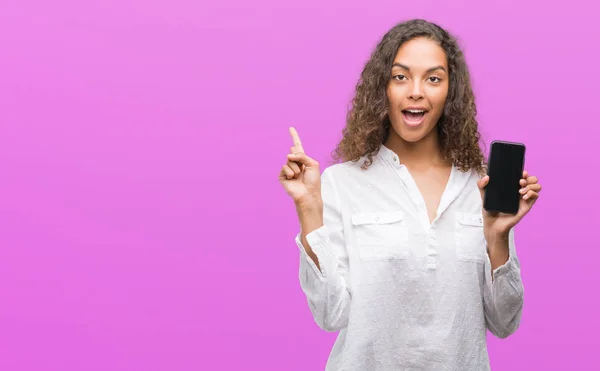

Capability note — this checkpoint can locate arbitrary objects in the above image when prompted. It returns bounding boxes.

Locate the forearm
[296,197,324,270]
[483,228,524,338]
[486,230,510,274]
[294,193,351,332]
[483,262,524,338]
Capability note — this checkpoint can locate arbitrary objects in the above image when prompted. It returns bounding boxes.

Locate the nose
[409,81,424,100]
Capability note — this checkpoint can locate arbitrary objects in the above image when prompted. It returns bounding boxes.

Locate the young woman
[279,19,542,371]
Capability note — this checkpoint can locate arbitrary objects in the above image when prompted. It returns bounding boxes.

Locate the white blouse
[295,144,524,371]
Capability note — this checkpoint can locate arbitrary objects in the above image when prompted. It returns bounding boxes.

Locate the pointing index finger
[289,127,304,153]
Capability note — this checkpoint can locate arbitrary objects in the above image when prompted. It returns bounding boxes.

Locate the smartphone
[483,140,526,214]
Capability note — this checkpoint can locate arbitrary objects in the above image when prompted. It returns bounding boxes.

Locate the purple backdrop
[1,0,599,370]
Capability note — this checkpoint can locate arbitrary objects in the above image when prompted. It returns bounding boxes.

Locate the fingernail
[523,194,529,200]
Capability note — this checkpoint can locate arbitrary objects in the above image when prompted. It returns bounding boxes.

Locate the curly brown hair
[331,19,486,175]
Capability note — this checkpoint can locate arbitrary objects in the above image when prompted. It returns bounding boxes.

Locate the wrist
[295,194,323,213]
[295,196,324,237]
[486,228,510,270]
[485,228,510,247]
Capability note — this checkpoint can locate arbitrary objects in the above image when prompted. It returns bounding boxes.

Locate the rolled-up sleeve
[296,168,351,332]
[483,227,525,339]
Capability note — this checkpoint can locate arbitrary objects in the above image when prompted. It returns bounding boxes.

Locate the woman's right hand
[279,127,322,207]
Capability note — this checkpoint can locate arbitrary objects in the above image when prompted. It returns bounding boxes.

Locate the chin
[395,126,428,143]
[399,133,426,143]
[395,121,437,143]
[388,117,437,144]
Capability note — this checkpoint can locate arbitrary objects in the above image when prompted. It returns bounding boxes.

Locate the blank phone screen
[484,141,525,214]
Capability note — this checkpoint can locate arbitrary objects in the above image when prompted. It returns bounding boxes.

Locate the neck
[384,128,451,169]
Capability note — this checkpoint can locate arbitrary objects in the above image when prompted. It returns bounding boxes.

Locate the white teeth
[406,109,425,113]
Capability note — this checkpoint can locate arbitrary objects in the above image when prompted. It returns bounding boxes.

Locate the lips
[401,108,428,126]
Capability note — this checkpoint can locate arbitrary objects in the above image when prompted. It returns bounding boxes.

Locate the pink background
[1,0,599,370]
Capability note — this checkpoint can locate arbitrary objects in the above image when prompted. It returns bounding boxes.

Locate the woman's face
[386,37,449,143]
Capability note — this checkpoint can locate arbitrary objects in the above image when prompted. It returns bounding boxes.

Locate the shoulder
[456,160,486,181]
[321,153,383,182]
[321,160,358,178]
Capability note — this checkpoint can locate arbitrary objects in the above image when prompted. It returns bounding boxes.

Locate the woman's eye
[393,75,407,81]
[428,76,442,83]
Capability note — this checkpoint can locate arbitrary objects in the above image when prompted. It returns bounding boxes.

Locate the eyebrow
[392,63,447,73]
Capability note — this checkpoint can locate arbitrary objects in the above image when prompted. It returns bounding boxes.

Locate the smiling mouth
[401,109,428,125]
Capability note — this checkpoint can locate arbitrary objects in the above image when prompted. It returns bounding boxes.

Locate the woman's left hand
[477,170,542,238]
